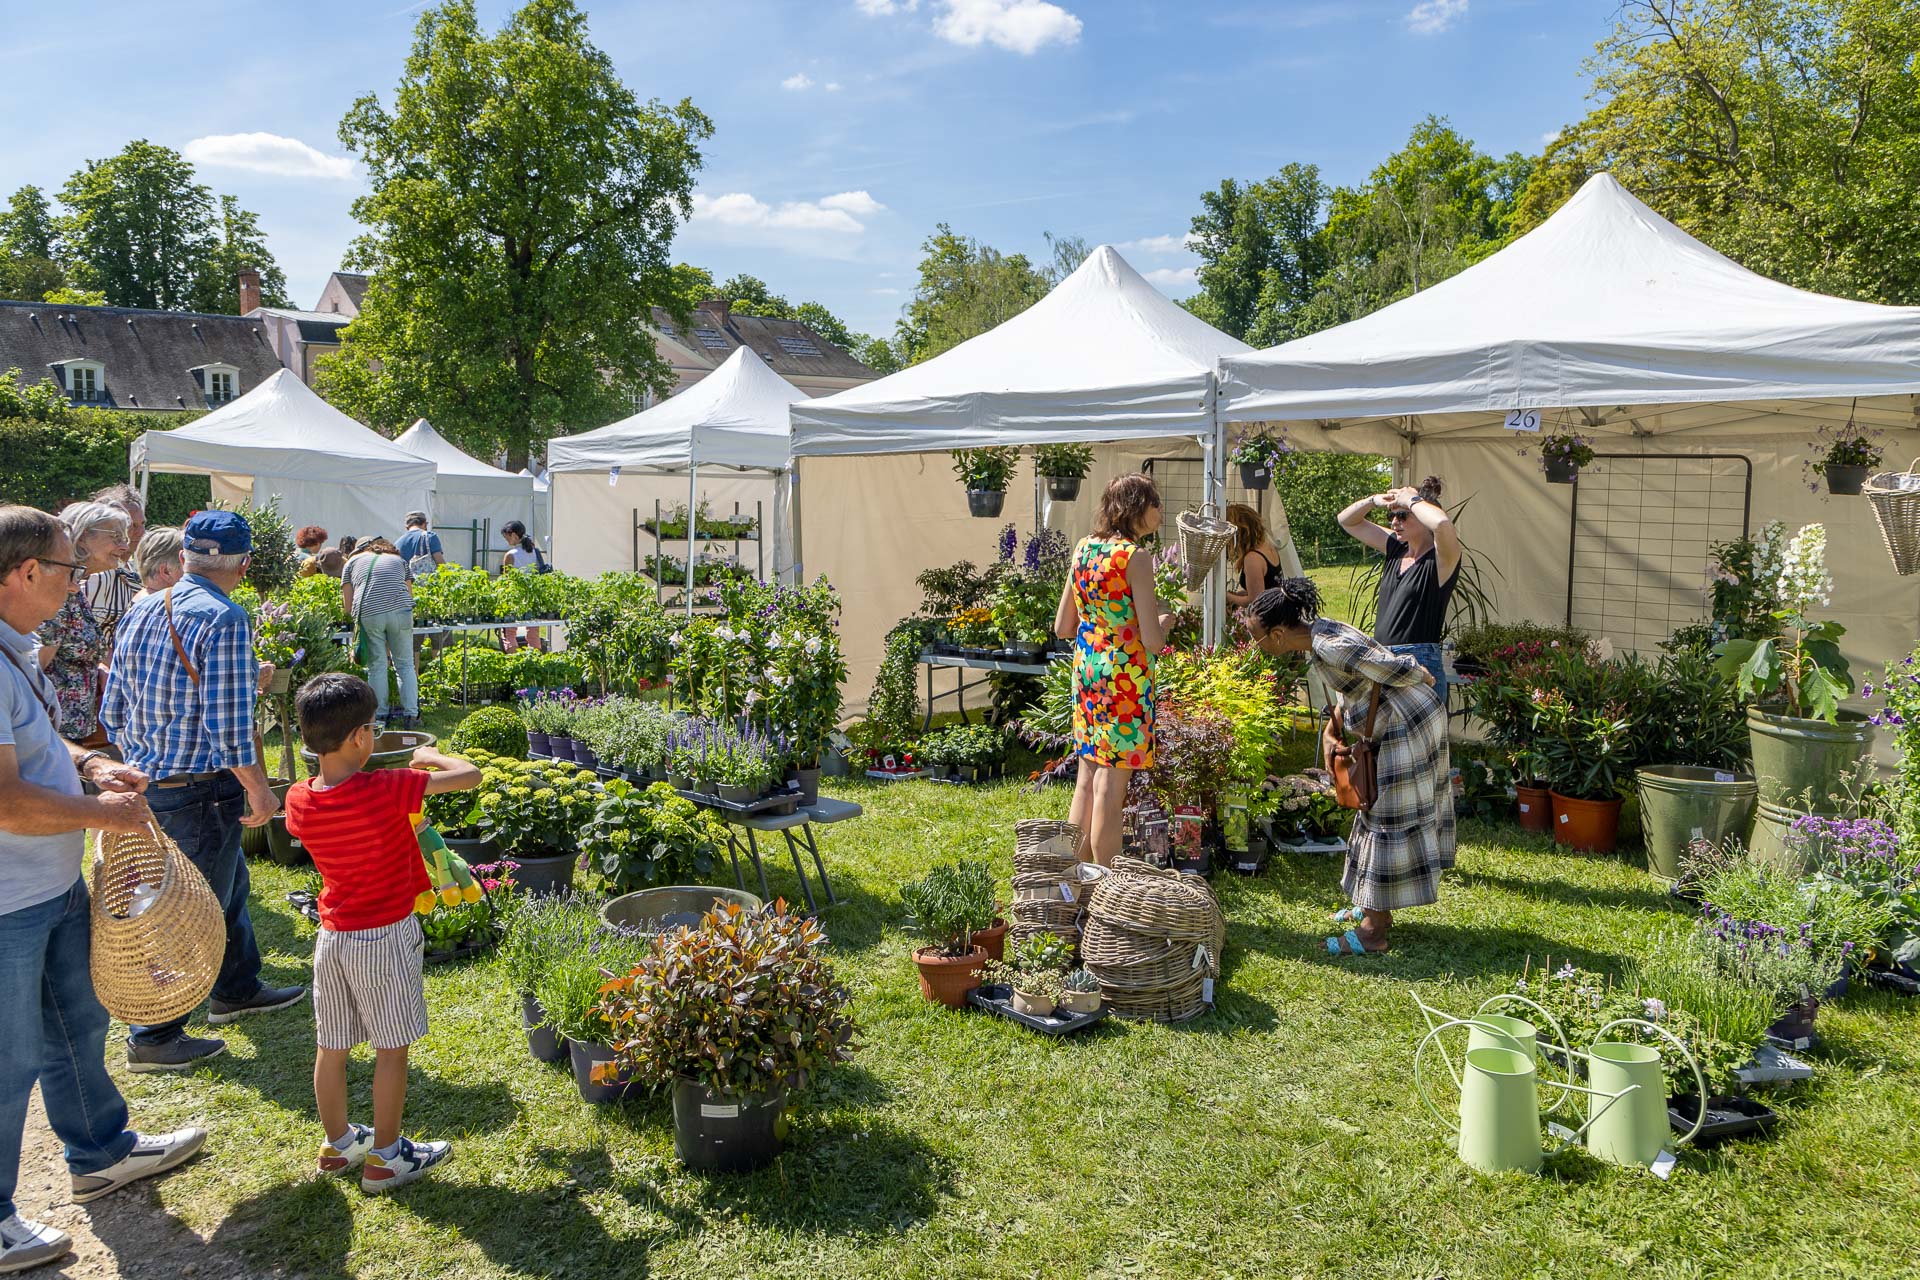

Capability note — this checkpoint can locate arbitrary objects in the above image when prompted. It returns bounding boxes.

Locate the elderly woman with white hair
[36,501,131,744]
[132,527,185,596]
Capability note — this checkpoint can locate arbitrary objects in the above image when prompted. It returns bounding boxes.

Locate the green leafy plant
[578,698,671,774]
[1803,419,1884,487]
[1526,647,1660,800]
[497,892,600,997]
[580,779,728,892]
[471,757,601,856]
[899,860,998,957]
[1642,647,1751,770]
[951,446,1018,492]
[1716,523,1852,721]
[534,929,654,1046]
[1227,431,1292,471]
[1533,431,1595,473]
[1034,442,1095,479]
[595,901,858,1098]
[449,705,531,760]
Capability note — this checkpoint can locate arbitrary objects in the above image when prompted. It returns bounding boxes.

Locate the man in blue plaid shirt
[101,510,305,1072]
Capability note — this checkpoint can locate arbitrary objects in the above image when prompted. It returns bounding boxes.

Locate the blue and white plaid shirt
[101,575,259,778]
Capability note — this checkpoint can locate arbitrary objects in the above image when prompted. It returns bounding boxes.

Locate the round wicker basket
[1864,460,1920,575]
[1079,858,1225,1022]
[1176,505,1235,588]
[90,824,226,1025]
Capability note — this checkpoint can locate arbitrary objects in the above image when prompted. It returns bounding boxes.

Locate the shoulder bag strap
[1360,682,1383,739]
[163,586,202,687]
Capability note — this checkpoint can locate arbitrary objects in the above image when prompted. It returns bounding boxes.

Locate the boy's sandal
[1331,906,1364,923]
[1326,928,1386,956]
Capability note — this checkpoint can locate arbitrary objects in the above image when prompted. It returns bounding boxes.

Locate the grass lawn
[109,711,1920,1280]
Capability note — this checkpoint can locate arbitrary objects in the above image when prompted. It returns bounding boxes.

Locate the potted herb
[951,446,1019,518]
[982,932,1071,1015]
[1228,431,1291,490]
[498,894,600,1062]
[580,780,729,892]
[595,902,858,1172]
[712,727,779,806]
[1714,523,1873,859]
[1034,442,1095,502]
[899,859,996,1007]
[1535,431,1595,484]
[1797,815,1920,976]
[1804,420,1884,496]
[1059,968,1102,1014]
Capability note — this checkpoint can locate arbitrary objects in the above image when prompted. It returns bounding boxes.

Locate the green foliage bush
[448,705,531,760]
[0,373,207,519]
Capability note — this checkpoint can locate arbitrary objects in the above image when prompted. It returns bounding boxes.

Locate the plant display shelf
[915,648,1069,733]
[673,790,861,914]
[635,498,765,609]
[967,983,1109,1036]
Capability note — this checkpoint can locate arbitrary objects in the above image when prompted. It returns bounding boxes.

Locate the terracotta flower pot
[913,945,985,1008]
[1514,784,1553,833]
[972,917,1009,962]
[1550,792,1622,853]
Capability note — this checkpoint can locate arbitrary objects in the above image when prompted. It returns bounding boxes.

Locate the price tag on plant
[1202,977,1215,1003]
[1650,1150,1678,1180]
[1504,409,1542,433]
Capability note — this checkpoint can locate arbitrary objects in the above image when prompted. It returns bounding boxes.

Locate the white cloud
[934,0,1082,54]
[1118,233,1196,255]
[825,81,844,91]
[855,0,917,13]
[1143,266,1198,290]
[782,72,815,91]
[1405,0,1466,35]
[690,189,888,235]
[182,132,353,180]
[871,287,902,295]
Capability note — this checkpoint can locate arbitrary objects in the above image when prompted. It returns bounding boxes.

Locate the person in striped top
[341,538,419,728]
[286,673,479,1193]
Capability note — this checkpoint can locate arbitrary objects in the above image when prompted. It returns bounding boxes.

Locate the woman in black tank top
[1224,503,1286,609]
[1335,477,1460,706]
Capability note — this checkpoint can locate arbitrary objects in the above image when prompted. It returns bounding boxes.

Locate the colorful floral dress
[1071,536,1155,769]
[37,593,107,740]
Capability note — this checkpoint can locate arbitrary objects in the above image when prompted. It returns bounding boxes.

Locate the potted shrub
[595,902,858,1173]
[1634,648,1757,879]
[1034,442,1095,502]
[1535,431,1595,484]
[951,446,1019,517]
[1804,420,1884,496]
[448,704,531,761]
[535,931,652,1103]
[991,567,1059,659]
[470,756,598,894]
[899,859,997,1007]
[1714,523,1873,860]
[1529,648,1654,853]
[1229,431,1292,490]
[1059,968,1103,1014]
[580,779,729,893]
[497,893,599,1063]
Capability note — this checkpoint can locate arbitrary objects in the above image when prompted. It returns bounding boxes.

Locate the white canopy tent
[1217,172,1920,701]
[545,347,803,597]
[392,418,534,568]
[132,368,437,540]
[788,246,1268,708]
[519,467,551,550]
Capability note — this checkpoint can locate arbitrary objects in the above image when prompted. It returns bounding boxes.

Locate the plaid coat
[1312,620,1455,911]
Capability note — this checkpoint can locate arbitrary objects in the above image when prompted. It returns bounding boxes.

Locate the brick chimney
[237,267,261,315]
[698,298,730,325]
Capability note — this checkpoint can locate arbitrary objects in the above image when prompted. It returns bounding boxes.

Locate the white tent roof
[1218,173,1920,425]
[790,245,1252,457]
[545,346,801,473]
[394,418,531,497]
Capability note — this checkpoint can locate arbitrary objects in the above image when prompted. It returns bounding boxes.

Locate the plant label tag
[1713,771,1735,783]
[700,1102,740,1119]
[1559,813,1570,824]
[1202,977,1215,1003]
[608,466,620,486]
[1547,1121,1576,1143]
[1237,861,1259,872]
[1690,827,1705,842]
[1060,883,1075,903]
[1504,409,1542,433]
[1650,1150,1678,1180]
[1518,802,1531,814]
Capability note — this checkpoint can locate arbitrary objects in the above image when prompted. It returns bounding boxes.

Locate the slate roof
[0,299,287,412]
[252,307,351,345]
[649,303,876,382]
[328,272,369,313]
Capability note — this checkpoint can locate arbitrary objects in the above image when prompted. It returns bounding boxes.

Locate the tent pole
[687,459,698,619]
[787,464,804,585]
[1201,428,1221,647]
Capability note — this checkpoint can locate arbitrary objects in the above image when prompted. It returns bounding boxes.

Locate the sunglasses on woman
[1387,509,1412,523]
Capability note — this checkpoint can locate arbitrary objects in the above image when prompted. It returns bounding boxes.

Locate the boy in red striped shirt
[285,674,479,1193]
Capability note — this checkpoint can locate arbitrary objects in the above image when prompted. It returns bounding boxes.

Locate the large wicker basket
[1864,460,1920,575]
[1080,860,1224,1022]
[1176,504,1235,589]
[90,824,226,1025]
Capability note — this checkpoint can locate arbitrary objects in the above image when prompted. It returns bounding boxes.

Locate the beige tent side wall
[549,470,780,582]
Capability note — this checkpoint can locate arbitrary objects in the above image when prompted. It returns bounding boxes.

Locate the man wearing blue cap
[101,509,305,1072]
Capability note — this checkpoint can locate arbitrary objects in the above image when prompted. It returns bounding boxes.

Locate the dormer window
[190,363,241,407]
[209,370,236,403]
[52,359,106,403]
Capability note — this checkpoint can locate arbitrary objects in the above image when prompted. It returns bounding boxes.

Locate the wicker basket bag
[90,823,226,1025]
[1864,459,1920,575]
[1176,504,1235,589]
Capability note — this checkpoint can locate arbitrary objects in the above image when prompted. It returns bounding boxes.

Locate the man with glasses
[101,510,305,1073]
[1336,476,1460,709]
[0,506,208,1274]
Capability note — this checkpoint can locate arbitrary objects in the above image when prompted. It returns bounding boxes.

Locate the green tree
[895,223,1050,364]
[1520,0,1920,304]
[191,195,291,312]
[719,273,787,315]
[0,185,69,301]
[853,335,904,376]
[1274,452,1395,565]
[317,0,713,469]
[1185,164,1330,343]
[56,141,215,310]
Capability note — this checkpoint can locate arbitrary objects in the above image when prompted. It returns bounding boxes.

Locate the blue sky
[0,0,1609,341]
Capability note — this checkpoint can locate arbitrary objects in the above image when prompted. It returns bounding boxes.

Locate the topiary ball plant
[449,705,531,760]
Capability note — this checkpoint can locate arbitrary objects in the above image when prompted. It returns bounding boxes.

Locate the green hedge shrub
[448,705,531,760]
[1,371,208,520]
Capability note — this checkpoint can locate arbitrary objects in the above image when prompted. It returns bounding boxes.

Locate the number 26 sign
[1504,409,1542,433]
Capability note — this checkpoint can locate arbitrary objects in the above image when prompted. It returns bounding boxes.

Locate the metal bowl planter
[1745,707,1873,864]
[241,778,295,858]
[300,730,437,775]
[600,886,763,934]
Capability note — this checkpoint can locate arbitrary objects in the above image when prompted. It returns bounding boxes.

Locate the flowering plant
[469,757,600,856]
[1261,772,1343,838]
[1794,816,1920,967]
[1510,959,1755,1096]
[949,606,1001,648]
[1715,523,1852,721]
[1529,431,1595,474]
[1228,430,1294,472]
[417,858,517,954]
[1802,420,1884,488]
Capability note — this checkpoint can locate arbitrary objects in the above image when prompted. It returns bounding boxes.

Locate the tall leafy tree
[895,223,1050,364]
[191,196,291,312]
[0,185,67,301]
[1184,164,1330,343]
[318,0,712,468]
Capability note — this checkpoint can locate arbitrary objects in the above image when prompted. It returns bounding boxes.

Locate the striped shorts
[313,915,429,1051]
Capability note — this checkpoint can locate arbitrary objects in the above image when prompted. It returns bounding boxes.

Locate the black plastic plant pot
[523,994,565,1063]
[1824,463,1869,495]
[570,1039,637,1104]
[527,731,551,756]
[1237,462,1271,490]
[966,489,1006,518]
[672,1078,786,1173]
[511,850,577,896]
[1544,458,1578,484]
[1044,475,1082,502]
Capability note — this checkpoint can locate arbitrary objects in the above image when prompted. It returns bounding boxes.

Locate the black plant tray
[424,936,498,966]
[673,785,801,816]
[967,983,1109,1037]
[1864,965,1920,996]
[287,890,320,926]
[1669,1094,1779,1145]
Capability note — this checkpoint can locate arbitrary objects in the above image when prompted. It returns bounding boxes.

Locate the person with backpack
[496,521,547,655]
[395,514,443,579]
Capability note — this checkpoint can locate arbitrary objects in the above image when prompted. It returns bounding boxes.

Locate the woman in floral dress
[37,501,131,744]
[1245,576,1454,955]
[1055,474,1174,866]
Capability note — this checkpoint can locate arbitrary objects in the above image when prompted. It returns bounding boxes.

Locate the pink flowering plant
[1520,430,1595,475]
[418,858,517,954]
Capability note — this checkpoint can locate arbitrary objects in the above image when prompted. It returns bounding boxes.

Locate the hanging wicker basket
[1176,504,1235,589]
[1864,459,1920,575]
[90,823,226,1025]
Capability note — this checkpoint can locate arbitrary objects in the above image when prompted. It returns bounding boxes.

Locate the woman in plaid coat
[1245,578,1454,955]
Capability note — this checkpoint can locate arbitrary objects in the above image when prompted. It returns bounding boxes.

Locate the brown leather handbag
[1323,684,1383,811]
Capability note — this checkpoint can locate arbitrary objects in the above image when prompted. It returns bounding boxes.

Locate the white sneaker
[360,1137,451,1194]
[318,1123,374,1175]
[0,1214,72,1274]
[69,1127,208,1203]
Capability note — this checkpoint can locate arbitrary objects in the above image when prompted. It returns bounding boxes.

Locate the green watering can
[1580,1018,1706,1168]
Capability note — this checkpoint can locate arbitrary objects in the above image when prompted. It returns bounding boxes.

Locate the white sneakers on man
[0,1214,71,1274]
[69,1127,208,1204]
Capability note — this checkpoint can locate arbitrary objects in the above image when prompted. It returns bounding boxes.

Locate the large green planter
[1635,766,1758,880]
[1746,708,1873,864]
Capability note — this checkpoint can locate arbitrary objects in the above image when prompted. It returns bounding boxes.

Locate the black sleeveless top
[1375,536,1455,645]
[1245,548,1283,593]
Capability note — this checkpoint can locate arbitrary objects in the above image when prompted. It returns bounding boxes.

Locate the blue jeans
[364,608,418,718]
[1389,642,1448,710]
[0,881,138,1219]
[129,773,263,1046]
